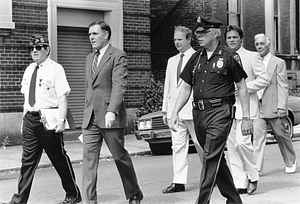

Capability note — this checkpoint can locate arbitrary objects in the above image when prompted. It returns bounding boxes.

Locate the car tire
[149,143,172,155]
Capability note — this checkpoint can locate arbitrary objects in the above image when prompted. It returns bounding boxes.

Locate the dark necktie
[29,65,39,106]
[92,50,100,79]
[177,53,184,83]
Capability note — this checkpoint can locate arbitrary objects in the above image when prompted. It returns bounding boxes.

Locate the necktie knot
[180,53,184,58]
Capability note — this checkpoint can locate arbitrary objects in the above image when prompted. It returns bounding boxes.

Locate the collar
[97,43,109,55]
[200,43,222,56]
[35,57,50,68]
[263,52,271,61]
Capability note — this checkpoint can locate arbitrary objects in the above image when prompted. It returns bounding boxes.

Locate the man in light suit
[162,25,203,194]
[225,25,270,195]
[253,33,297,174]
[81,20,143,204]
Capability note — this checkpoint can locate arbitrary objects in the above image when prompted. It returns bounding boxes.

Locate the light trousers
[227,119,259,188]
[171,120,203,184]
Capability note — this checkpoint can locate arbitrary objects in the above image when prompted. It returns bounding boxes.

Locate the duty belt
[192,96,234,111]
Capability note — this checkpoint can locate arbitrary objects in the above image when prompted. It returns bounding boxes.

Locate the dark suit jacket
[82,44,127,129]
[261,54,289,118]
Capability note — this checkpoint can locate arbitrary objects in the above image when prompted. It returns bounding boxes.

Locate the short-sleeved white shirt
[21,57,71,112]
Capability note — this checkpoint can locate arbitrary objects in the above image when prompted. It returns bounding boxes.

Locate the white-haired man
[253,33,297,175]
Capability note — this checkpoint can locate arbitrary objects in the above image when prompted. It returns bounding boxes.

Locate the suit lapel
[267,55,277,80]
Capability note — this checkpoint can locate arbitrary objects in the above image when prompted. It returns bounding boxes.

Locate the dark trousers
[193,105,242,204]
[82,116,141,203]
[11,112,81,204]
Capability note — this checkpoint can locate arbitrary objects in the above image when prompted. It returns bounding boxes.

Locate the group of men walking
[164,16,297,204]
[0,14,297,204]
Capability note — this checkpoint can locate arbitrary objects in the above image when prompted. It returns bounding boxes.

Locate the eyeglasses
[194,30,212,37]
[28,45,44,52]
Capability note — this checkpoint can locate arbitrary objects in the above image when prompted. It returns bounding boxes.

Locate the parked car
[134,96,300,155]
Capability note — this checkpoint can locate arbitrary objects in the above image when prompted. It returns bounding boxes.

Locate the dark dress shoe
[129,191,143,204]
[162,183,185,194]
[236,188,247,194]
[247,180,258,195]
[59,196,82,204]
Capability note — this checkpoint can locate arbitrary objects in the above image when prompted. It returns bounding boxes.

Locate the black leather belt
[192,96,234,111]
[27,111,40,117]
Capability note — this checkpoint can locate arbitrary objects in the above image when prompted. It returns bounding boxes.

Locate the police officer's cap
[29,34,49,46]
[195,15,223,29]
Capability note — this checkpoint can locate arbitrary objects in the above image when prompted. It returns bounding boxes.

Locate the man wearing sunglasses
[1,35,81,204]
[169,16,252,204]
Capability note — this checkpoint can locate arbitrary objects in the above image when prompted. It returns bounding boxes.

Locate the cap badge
[40,38,45,43]
[197,16,201,23]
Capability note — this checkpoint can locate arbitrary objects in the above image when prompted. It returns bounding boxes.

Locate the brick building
[1,0,299,145]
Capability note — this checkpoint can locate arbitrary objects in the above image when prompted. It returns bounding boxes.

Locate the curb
[0,150,152,174]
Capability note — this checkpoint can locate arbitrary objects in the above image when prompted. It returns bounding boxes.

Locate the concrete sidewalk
[0,134,151,173]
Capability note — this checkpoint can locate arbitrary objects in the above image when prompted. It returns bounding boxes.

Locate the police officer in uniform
[1,35,81,204]
[169,16,253,204]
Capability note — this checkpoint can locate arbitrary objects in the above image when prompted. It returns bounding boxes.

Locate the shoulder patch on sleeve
[233,54,242,67]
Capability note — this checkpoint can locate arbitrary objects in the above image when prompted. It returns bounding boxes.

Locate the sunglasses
[28,45,44,52]
[194,29,212,37]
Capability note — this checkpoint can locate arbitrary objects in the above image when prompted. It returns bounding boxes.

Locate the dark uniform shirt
[180,43,247,101]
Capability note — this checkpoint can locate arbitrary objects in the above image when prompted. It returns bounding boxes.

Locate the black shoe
[162,183,185,194]
[59,196,82,204]
[236,188,247,194]
[247,180,258,195]
[129,191,143,204]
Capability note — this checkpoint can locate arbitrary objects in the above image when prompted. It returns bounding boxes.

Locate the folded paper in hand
[39,108,70,130]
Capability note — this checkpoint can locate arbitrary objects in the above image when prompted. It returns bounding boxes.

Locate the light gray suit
[253,54,296,173]
[227,47,269,188]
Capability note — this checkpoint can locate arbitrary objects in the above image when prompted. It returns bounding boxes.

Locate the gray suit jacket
[82,44,127,129]
[261,54,289,118]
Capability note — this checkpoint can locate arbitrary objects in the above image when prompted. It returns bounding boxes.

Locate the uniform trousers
[227,119,259,188]
[193,105,242,204]
[171,120,203,184]
[82,116,141,204]
[253,117,296,173]
[10,112,81,204]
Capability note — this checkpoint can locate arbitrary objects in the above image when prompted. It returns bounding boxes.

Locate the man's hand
[105,111,116,128]
[168,113,179,132]
[241,119,253,136]
[277,108,287,118]
[55,121,66,133]
[162,112,168,125]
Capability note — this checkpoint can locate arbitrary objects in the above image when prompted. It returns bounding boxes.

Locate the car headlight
[138,119,152,130]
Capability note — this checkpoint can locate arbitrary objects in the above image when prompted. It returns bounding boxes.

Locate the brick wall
[123,0,152,108]
[0,0,152,113]
[243,0,265,51]
[0,0,48,113]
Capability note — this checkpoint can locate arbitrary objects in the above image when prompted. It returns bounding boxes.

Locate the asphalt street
[0,137,300,204]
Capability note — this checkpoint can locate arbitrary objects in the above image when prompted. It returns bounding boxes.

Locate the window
[227,0,242,27]
[0,0,15,29]
[274,0,280,53]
